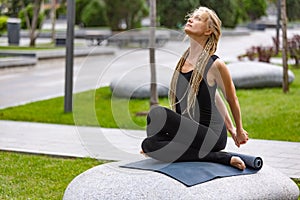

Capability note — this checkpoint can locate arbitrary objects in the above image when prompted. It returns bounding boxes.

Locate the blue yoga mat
[121,153,263,187]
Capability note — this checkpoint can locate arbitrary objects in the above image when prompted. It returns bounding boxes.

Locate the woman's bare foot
[230,156,246,170]
[140,150,148,157]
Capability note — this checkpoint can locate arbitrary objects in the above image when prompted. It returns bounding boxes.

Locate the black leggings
[141,106,232,165]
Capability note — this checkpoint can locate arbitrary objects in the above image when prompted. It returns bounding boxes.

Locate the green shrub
[81,0,108,27]
[0,16,8,33]
[75,0,90,25]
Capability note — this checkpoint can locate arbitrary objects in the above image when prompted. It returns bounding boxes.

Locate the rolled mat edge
[229,152,263,170]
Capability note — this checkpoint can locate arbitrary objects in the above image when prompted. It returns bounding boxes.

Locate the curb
[0,47,116,68]
[0,56,37,68]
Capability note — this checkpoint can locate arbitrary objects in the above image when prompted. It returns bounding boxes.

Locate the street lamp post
[275,0,281,55]
[64,0,75,112]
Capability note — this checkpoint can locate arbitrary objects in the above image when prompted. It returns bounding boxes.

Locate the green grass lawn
[236,66,300,142]
[293,179,300,200]
[0,151,102,200]
[0,44,60,50]
[0,67,299,142]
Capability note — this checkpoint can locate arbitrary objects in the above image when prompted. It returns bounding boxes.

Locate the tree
[286,0,300,21]
[20,0,44,46]
[104,0,148,31]
[241,0,267,21]
[281,0,289,93]
[56,0,67,19]
[1,0,30,17]
[200,0,241,28]
[157,0,266,29]
[0,0,9,15]
[81,0,108,27]
[124,0,148,29]
[50,0,56,43]
[149,0,158,107]
[75,0,89,26]
[157,0,198,28]
[19,4,43,29]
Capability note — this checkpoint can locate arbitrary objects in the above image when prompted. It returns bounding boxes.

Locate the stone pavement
[0,120,299,179]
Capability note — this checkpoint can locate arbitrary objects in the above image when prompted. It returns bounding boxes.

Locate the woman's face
[184,11,211,38]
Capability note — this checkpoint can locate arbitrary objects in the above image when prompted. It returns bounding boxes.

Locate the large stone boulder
[110,66,173,98]
[63,161,299,200]
[227,61,295,89]
[109,61,295,98]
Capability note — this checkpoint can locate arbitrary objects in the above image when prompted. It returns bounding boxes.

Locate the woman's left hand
[231,128,248,148]
[236,129,249,147]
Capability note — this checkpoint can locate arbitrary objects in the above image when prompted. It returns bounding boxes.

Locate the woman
[141,6,248,170]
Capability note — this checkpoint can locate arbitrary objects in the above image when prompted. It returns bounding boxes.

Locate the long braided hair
[169,7,222,117]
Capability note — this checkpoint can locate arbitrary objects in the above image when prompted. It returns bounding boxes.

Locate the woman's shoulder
[211,54,219,61]
[211,55,225,67]
[210,56,230,74]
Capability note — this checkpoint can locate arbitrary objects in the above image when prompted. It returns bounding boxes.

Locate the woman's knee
[148,106,167,121]
[141,138,154,153]
[146,106,168,136]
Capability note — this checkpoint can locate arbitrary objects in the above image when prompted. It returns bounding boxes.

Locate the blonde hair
[169,7,222,117]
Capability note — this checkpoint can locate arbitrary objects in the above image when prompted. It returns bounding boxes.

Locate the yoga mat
[121,153,263,187]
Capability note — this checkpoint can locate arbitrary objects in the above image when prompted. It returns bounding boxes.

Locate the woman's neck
[187,38,207,65]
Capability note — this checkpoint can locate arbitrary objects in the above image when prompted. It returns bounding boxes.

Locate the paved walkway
[0,120,299,178]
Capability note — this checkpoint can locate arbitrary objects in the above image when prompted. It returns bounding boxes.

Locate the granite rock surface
[63,161,299,200]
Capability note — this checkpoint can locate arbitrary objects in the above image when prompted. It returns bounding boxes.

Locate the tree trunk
[51,0,56,43]
[281,0,289,93]
[29,0,42,46]
[149,0,159,107]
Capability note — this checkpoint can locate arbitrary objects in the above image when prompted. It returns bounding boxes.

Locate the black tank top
[175,55,223,127]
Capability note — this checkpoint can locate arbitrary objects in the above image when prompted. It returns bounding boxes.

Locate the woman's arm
[213,60,248,147]
[215,90,241,147]
[215,91,234,133]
